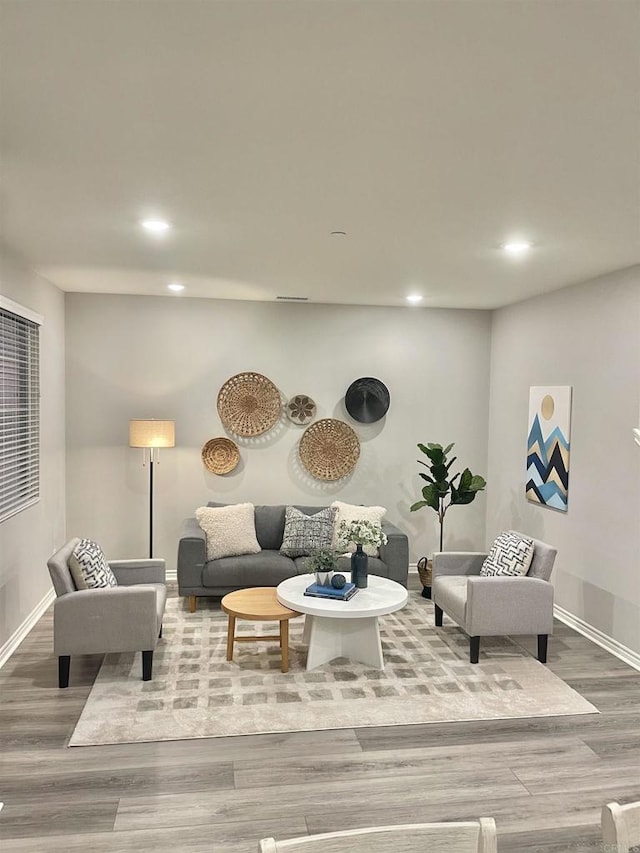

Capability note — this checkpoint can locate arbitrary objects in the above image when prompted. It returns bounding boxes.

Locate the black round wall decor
[345,377,390,423]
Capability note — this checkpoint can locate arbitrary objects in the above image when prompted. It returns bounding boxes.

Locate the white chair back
[259,819,497,853]
[602,801,640,852]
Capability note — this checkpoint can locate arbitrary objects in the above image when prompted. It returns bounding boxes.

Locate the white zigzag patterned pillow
[480,531,535,577]
[69,538,117,589]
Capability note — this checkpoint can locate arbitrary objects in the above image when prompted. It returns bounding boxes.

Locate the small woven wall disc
[299,418,360,481]
[217,372,281,436]
[286,394,316,425]
[202,437,240,475]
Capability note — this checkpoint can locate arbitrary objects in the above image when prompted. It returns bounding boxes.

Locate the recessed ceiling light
[140,218,171,234]
[167,283,184,292]
[502,240,532,256]
[406,294,423,304]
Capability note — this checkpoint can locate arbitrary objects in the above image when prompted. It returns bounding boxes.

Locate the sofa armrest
[379,521,409,586]
[466,576,554,636]
[432,552,487,579]
[53,586,160,655]
[177,518,207,590]
[109,559,166,585]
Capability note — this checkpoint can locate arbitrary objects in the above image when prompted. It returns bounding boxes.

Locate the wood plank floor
[1,581,639,852]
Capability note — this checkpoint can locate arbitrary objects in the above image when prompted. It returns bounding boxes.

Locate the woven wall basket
[299,418,360,481]
[217,372,281,436]
[201,437,240,475]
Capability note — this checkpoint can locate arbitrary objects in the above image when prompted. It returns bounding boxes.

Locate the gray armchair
[432,534,557,664]
[47,537,167,687]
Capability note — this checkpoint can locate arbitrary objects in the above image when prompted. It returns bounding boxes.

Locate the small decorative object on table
[303,580,358,601]
[337,519,388,589]
[306,548,339,587]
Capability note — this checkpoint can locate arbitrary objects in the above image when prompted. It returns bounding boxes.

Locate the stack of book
[304,581,358,601]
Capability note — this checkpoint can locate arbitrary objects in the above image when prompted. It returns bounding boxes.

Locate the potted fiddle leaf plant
[410,442,486,553]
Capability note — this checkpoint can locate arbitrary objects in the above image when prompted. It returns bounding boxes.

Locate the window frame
[0,294,43,523]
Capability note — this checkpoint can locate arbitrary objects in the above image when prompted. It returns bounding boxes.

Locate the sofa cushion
[254,505,286,550]
[202,551,298,588]
[480,531,534,577]
[280,506,336,558]
[196,503,261,560]
[433,575,468,626]
[330,501,387,556]
[69,539,117,590]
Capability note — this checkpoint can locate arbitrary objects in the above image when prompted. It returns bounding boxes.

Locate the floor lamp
[129,419,175,558]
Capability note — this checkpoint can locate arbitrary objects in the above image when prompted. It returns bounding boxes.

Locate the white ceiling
[1,0,638,309]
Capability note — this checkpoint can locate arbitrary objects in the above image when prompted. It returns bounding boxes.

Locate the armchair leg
[189,595,197,613]
[58,655,70,688]
[537,634,548,664]
[435,604,443,627]
[470,636,480,664]
[142,650,153,681]
[159,623,163,639]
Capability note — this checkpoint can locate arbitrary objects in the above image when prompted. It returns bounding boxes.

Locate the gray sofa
[432,534,557,664]
[178,503,409,611]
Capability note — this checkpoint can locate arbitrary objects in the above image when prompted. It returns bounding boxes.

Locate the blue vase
[351,544,368,589]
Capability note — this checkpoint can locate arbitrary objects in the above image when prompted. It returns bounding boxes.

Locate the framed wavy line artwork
[526,386,572,512]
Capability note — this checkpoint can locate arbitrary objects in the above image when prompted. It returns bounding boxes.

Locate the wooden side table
[221,587,301,673]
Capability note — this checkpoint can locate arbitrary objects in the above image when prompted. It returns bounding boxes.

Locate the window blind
[0,305,40,522]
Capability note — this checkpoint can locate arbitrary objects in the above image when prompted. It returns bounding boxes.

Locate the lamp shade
[129,419,175,448]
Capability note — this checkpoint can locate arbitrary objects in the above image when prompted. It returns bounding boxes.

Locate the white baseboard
[0,587,56,671]
[165,567,177,581]
[554,603,640,672]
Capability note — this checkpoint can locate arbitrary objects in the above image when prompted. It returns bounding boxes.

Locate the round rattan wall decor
[286,394,316,426]
[202,437,240,475]
[217,372,281,436]
[299,418,360,481]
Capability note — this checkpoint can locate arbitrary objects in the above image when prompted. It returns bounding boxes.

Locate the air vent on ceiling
[276,296,309,302]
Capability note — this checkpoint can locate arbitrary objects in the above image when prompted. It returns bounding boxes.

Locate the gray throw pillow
[69,538,118,589]
[280,506,336,558]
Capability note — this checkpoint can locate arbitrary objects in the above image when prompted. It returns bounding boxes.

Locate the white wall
[65,293,492,565]
[487,265,640,654]
[0,248,66,651]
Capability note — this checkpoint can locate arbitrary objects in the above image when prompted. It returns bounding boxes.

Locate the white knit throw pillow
[195,503,261,561]
[330,500,387,557]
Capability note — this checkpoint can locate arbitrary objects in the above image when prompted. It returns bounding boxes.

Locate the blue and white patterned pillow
[69,539,117,589]
[480,531,535,577]
[280,506,336,558]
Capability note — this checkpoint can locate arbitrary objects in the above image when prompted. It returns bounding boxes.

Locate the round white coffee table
[276,574,408,671]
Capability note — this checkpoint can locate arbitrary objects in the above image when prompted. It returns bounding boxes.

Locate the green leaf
[426,443,442,450]
[410,500,428,512]
[431,463,448,482]
[420,483,441,511]
[459,468,472,490]
[418,473,435,483]
[417,443,430,456]
[443,443,455,455]
[469,475,486,492]
[451,491,476,505]
[445,456,457,471]
[425,447,444,465]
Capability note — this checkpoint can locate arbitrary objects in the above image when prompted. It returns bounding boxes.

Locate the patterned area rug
[69,588,597,746]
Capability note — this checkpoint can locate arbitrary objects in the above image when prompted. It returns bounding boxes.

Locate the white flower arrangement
[337,519,388,550]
